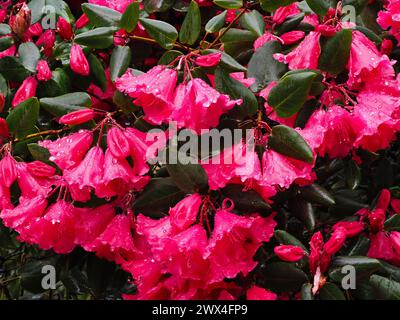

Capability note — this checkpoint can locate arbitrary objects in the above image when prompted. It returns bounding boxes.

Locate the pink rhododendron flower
[0,154,17,188]
[0,118,9,139]
[254,34,281,50]
[116,66,177,125]
[89,0,133,12]
[378,0,400,44]
[246,286,277,300]
[332,221,364,238]
[107,126,131,159]
[274,31,321,70]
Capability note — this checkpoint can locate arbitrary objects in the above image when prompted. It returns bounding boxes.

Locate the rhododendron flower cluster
[2,0,400,301]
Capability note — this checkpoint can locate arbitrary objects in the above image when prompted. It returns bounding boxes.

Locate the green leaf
[203,49,246,72]
[274,230,308,252]
[133,177,185,218]
[213,0,243,9]
[28,0,46,24]
[221,184,272,213]
[260,0,297,12]
[139,18,178,49]
[0,36,14,51]
[319,283,346,300]
[370,275,400,300]
[0,57,31,82]
[158,50,183,65]
[220,28,257,59]
[205,11,227,33]
[263,262,308,293]
[82,3,121,27]
[330,256,381,281]
[46,0,75,23]
[289,196,315,231]
[166,156,209,194]
[354,26,382,45]
[18,42,40,73]
[348,237,370,256]
[6,98,40,139]
[110,46,132,82]
[300,184,335,206]
[40,93,91,116]
[305,0,332,16]
[268,70,320,118]
[384,214,400,231]
[346,160,361,190]
[319,29,353,75]
[240,10,265,37]
[88,54,107,92]
[20,258,59,294]
[342,0,369,14]
[248,41,287,92]
[179,1,201,45]
[214,67,258,118]
[268,125,314,164]
[0,73,8,95]
[39,68,71,97]
[86,254,115,297]
[74,27,115,49]
[144,0,175,13]
[28,143,52,163]
[120,2,140,32]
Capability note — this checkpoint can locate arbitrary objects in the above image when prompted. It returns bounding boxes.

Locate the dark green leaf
[139,18,178,49]
[82,3,121,27]
[203,49,246,72]
[300,184,335,206]
[301,283,314,300]
[144,0,176,13]
[260,0,297,12]
[205,11,227,33]
[120,2,140,32]
[305,0,332,16]
[0,56,31,82]
[0,36,14,52]
[248,41,287,92]
[220,28,257,59]
[213,0,243,9]
[263,262,308,293]
[319,29,352,75]
[88,54,107,92]
[28,0,46,24]
[110,46,132,82]
[370,275,400,300]
[40,93,91,117]
[179,1,201,45]
[268,125,314,164]
[240,10,265,37]
[342,0,369,14]
[158,50,183,65]
[214,67,258,118]
[74,27,115,49]
[319,283,346,300]
[289,196,315,231]
[274,230,308,252]
[6,98,40,139]
[267,70,320,118]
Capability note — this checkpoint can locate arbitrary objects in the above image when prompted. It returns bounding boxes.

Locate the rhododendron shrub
[2,0,400,301]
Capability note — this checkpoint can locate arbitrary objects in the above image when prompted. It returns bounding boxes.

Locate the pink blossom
[0,118,8,139]
[12,76,38,107]
[272,3,300,24]
[274,31,321,70]
[39,130,93,170]
[169,194,202,231]
[377,0,400,44]
[254,33,281,50]
[195,52,222,67]
[280,30,305,45]
[246,286,277,300]
[116,66,177,125]
[58,109,95,125]
[0,154,17,188]
[89,0,133,13]
[332,221,364,238]
[107,127,131,159]
[36,29,55,57]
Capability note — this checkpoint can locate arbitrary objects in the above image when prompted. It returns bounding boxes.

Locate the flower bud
[309,231,324,274]
[323,227,347,255]
[70,44,90,76]
[368,208,386,233]
[195,52,222,67]
[332,221,364,238]
[76,14,89,29]
[169,194,202,231]
[9,3,31,39]
[375,189,391,211]
[274,245,305,262]
[12,76,38,107]
[59,109,95,125]
[0,118,9,139]
[36,60,52,82]
[0,154,17,187]
[0,93,5,113]
[56,17,73,40]
[37,30,55,57]
[26,161,56,178]
[280,31,305,45]
[107,127,130,159]
[28,22,42,37]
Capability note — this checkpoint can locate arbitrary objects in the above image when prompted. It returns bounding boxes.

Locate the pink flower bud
[368,208,386,233]
[28,22,42,37]
[76,14,89,29]
[36,60,52,82]
[169,194,203,231]
[390,231,400,255]
[274,245,305,262]
[375,189,391,211]
[332,221,364,238]
[0,118,9,139]
[9,3,31,39]
[280,31,305,45]
[0,93,5,112]
[59,108,95,125]
[0,154,17,187]
[57,17,73,40]
[381,39,393,56]
[12,76,38,107]
[323,227,347,256]
[309,231,324,274]
[70,44,90,76]
[107,127,130,159]
[37,30,55,57]
[195,52,222,67]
